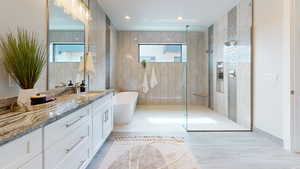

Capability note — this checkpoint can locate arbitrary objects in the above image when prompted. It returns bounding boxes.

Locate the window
[139,44,187,63]
[50,43,84,62]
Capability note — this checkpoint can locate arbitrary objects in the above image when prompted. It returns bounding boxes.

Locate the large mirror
[47,0,86,89]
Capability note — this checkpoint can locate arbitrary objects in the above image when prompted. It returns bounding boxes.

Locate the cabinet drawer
[0,129,42,169]
[44,122,90,169]
[44,107,89,148]
[19,154,42,169]
[92,94,113,112]
[5,154,42,169]
[54,135,90,169]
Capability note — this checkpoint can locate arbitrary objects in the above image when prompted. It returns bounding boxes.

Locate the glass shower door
[184,0,253,131]
[184,24,211,131]
[182,26,188,130]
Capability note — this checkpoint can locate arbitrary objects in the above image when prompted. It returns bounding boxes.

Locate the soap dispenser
[80,80,86,92]
[68,80,74,87]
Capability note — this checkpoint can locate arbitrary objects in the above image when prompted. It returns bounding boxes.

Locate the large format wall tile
[116,31,208,106]
[212,0,252,128]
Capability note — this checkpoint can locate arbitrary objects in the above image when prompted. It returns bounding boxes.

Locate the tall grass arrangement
[0,30,46,89]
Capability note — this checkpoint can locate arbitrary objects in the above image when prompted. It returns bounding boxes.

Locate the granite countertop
[0,90,114,147]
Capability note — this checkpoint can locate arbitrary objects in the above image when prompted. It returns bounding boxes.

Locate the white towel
[85,52,95,75]
[79,57,84,72]
[150,67,158,89]
[79,52,95,77]
[142,72,149,94]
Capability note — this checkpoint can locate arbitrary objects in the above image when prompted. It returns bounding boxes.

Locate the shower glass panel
[185,0,252,131]
[185,25,212,131]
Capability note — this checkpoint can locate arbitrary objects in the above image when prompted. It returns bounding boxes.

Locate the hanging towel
[79,57,84,73]
[142,72,149,94]
[79,52,96,77]
[150,67,158,89]
[85,52,96,77]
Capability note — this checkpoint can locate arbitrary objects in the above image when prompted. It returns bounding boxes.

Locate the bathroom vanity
[0,90,114,169]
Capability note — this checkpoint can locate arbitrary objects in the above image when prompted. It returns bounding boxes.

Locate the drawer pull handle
[65,136,86,154]
[77,160,86,169]
[65,115,85,128]
[26,141,30,154]
[103,110,107,122]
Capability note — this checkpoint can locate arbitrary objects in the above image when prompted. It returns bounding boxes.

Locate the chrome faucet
[75,82,81,94]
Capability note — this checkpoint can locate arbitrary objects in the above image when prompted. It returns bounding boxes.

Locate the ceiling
[97,0,240,31]
[49,3,85,31]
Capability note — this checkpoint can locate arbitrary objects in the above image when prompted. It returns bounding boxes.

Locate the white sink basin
[76,91,105,103]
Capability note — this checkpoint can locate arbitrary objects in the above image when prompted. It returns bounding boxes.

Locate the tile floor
[114,105,248,132]
[87,132,300,169]
[87,105,300,169]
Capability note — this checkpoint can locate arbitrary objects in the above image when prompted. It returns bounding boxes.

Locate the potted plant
[0,30,46,106]
[141,60,147,69]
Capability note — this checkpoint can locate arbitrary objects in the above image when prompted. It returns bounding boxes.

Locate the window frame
[138,43,185,63]
[51,42,85,63]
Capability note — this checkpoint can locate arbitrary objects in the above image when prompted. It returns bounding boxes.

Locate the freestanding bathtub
[113,92,139,125]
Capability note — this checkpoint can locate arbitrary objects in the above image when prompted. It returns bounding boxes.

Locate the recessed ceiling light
[124,16,131,20]
[177,16,183,20]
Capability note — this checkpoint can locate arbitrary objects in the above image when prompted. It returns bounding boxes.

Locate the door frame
[286,0,300,152]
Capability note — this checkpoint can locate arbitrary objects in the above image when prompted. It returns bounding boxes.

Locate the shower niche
[216,62,224,93]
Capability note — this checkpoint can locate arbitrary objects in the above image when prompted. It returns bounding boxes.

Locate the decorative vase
[17,88,37,107]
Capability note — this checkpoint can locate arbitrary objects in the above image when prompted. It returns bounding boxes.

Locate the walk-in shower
[184,0,253,131]
[113,0,253,133]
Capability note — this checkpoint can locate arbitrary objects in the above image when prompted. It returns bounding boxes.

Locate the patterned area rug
[98,136,201,169]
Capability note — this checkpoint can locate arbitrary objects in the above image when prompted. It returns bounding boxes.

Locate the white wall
[253,0,285,139]
[254,0,297,152]
[0,0,47,98]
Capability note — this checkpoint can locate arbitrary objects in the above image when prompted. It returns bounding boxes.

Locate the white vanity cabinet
[91,94,114,156]
[44,106,91,169]
[0,129,43,169]
[43,93,114,169]
[0,92,114,169]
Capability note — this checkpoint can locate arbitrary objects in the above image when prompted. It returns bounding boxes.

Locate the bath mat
[98,136,201,169]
